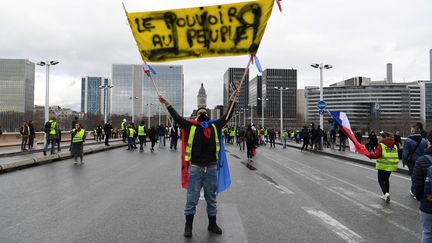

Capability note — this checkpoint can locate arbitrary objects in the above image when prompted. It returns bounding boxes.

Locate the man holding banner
[159,91,238,237]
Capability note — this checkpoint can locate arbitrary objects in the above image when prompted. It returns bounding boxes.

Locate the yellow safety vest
[128,128,135,138]
[121,122,126,131]
[138,125,146,136]
[229,129,236,136]
[376,143,399,172]
[73,129,85,143]
[49,121,57,135]
[185,124,220,162]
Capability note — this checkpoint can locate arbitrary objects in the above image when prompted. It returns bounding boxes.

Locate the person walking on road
[138,121,146,151]
[148,126,157,152]
[338,128,347,151]
[368,131,378,152]
[366,131,399,203]
[170,124,179,150]
[403,125,428,198]
[268,128,276,148]
[158,124,166,148]
[281,130,289,149]
[71,123,85,164]
[103,121,112,146]
[20,121,29,151]
[70,116,79,151]
[28,120,35,150]
[159,90,237,238]
[301,126,310,151]
[43,117,58,156]
[126,124,136,151]
[412,130,432,242]
[245,125,256,161]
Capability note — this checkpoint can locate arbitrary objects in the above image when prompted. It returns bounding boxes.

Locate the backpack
[424,155,432,201]
[44,121,51,133]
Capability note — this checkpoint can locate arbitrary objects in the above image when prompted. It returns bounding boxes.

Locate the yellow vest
[185,124,220,162]
[49,121,57,135]
[73,129,85,143]
[376,143,399,172]
[128,128,135,138]
[138,125,146,136]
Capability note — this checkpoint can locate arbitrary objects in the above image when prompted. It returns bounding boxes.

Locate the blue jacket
[412,148,432,214]
[402,134,427,166]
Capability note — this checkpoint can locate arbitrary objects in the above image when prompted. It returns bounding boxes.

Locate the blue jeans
[158,135,165,148]
[44,138,55,154]
[184,165,218,216]
[127,137,134,150]
[421,211,432,243]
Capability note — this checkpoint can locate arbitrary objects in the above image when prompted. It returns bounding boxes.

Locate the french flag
[329,111,369,155]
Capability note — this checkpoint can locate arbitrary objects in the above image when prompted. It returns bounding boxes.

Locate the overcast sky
[1,0,431,115]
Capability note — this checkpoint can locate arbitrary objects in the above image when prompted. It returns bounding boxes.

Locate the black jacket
[168,101,235,166]
[413,147,432,214]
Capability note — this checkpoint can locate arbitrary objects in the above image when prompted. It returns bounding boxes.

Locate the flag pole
[123,2,162,97]
[225,56,252,121]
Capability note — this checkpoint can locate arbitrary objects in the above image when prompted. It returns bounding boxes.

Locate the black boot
[184,215,194,237]
[208,215,222,234]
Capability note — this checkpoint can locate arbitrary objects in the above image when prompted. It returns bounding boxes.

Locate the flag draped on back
[181,119,231,193]
[329,111,369,156]
[125,0,275,62]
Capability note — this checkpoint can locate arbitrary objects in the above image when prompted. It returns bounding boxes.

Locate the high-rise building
[197,83,207,108]
[0,59,35,132]
[81,76,110,115]
[249,75,262,117]
[223,68,249,116]
[111,64,184,122]
[261,69,297,127]
[386,63,393,83]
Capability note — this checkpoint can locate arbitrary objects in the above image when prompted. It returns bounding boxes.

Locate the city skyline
[0,0,431,116]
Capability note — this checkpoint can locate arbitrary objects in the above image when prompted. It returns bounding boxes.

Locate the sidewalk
[0,138,123,158]
[276,140,410,175]
[0,140,128,172]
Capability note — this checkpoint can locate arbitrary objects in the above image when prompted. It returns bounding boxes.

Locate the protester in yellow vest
[366,131,399,203]
[138,121,147,151]
[121,119,128,143]
[71,122,86,164]
[127,124,136,151]
[159,90,238,238]
[20,121,29,151]
[43,117,58,156]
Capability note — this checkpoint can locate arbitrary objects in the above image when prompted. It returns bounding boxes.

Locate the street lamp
[99,84,114,124]
[257,97,269,128]
[248,103,255,125]
[129,96,139,123]
[274,87,290,134]
[146,103,154,127]
[241,108,248,127]
[311,63,333,130]
[37,60,59,147]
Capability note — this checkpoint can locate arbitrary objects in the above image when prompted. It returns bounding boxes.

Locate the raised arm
[215,90,240,129]
[159,95,191,131]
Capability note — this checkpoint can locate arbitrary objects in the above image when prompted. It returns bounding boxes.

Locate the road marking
[259,151,420,238]
[221,203,248,243]
[302,207,363,243]
[256,173,294,194]
[262,150,417,214]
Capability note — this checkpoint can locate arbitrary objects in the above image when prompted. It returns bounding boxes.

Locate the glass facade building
[305,82,421,134]
[249,75,262,117]
[223,68,249,116]
[81,76,110,115]
[111,64,183,119]
[0,59,35,132]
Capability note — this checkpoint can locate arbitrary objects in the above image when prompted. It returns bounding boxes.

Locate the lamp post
[241,108,248,128]
[37,60,59,146]
[129,96,139,123]
[257,97,269,128]
[248,103,255,125]
[311,63,332,130]
[99,84,114,124]
[146,103,154,128]
[274,87,290,134]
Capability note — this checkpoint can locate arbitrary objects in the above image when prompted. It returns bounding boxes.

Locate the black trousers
[139,135,145,149]
[270,138,275,148]
[301,138,309,151]
[246,141,254,159]
[105,134,110,145]
[378,170,391,194]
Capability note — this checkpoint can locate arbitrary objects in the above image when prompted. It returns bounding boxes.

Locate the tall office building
[111,64,183,121]
[429,49,432,83]
[261,69,297,127]
[81,76,110,115]
[223,68,249,117]
[249,75,262,117]
[386,63,393,83]
[0,59,35,132]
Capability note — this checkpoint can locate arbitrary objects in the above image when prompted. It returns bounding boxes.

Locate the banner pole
[225,56,252,121]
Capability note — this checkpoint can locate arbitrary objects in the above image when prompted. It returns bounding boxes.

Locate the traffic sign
[317,100,327,110]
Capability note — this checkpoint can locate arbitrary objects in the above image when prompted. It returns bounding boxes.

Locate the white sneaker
[385,193,390,203]
[380,194,387,201]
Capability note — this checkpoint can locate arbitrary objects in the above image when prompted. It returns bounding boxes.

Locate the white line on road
[302,207,363,243]
[221,203,248,243]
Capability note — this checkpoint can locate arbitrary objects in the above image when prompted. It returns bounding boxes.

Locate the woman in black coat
[148,126,157,152]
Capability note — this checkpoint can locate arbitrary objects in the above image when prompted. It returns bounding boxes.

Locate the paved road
[0,143,421,242]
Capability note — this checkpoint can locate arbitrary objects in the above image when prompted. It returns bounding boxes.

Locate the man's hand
[159,95,171,107]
